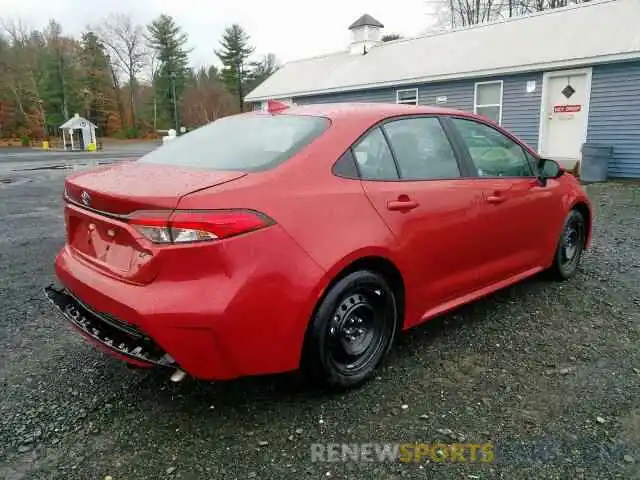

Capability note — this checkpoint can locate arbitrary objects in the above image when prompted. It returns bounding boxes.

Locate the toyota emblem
[80,190,91,206]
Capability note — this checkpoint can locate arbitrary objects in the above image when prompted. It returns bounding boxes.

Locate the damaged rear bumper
[44,284,175,369]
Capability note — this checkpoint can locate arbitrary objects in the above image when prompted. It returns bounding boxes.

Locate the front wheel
[549,209,587,280]
[302,270,398,389]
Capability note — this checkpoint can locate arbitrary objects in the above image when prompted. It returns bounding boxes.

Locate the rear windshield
[138,114,330,172]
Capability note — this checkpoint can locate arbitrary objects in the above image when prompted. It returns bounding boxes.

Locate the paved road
[0,166,638,479]
[0,143,159,174]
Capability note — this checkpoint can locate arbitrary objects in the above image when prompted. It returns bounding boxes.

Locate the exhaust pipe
[170,368,187,383]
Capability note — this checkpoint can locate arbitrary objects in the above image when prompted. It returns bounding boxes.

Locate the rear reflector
[128,209,273,244]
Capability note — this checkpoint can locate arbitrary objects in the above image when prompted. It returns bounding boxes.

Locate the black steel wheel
[302,270,398,389]
[549,209,587,280]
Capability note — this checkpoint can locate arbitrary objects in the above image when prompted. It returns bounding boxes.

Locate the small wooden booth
[60,114,97,151]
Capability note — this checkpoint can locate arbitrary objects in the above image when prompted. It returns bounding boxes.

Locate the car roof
[268,102,476,123]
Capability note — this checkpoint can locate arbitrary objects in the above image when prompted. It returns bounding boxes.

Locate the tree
[381,33,403,42]
[245,53,279,94]
[527,0,593,11]
[449,0,501,27]
[96,14,146,131]
[216,24,254,112]
[0,19,49,134]
[430,0,597,29]
[180,66,235,127]
[146,14,190,131]
[79,31,115,133]
[40,20,82,131]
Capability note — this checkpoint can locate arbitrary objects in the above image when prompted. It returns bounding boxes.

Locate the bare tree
[0,18,46,129]
[454,0,501,26]
[96,13,146,130]
[428,0,596,30]
[425,0,501,29]
[529,0,594,10]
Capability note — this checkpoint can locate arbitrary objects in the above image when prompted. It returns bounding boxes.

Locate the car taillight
[128,210,273,244]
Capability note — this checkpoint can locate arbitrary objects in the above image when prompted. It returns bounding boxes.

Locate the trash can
[580,144,613,183]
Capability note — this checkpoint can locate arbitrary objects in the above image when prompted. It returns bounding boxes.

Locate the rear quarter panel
[176,114,398,314]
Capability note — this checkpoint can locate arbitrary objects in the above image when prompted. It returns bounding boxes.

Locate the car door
[445,117,557,287]
[354,117,488,327]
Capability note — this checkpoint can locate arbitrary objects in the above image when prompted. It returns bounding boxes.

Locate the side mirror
[537,158,564,184]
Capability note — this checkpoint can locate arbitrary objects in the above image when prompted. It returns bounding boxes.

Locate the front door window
[450,118,534,177]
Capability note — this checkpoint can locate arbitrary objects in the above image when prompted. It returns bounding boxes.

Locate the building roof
[60,114,97,130]
[349,14,384,30]
[246,0,640,102]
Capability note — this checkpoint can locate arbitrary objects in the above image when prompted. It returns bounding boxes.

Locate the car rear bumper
[44,284,174,368]
[51,225,327,381]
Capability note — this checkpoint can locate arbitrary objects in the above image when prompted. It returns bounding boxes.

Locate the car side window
[352,127,399,180]
[451,118,534,177]
[383,117,460,180]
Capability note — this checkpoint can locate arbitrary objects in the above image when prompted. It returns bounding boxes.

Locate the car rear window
[138,114,330,172]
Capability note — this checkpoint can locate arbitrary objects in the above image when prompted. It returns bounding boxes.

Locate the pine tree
[215,25,254,112]
[79,31,113,133]
[40,21,81,130]
[146,14,190,131]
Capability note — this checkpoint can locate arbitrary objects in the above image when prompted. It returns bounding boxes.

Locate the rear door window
[352,127,399,180]
[138,114,329,172]
[383,117,461,180]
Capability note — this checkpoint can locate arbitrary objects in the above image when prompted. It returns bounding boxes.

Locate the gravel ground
[0,167,638,479]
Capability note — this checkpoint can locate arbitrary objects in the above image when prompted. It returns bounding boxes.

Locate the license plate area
[68,214,135,271]
[65,205,155,281]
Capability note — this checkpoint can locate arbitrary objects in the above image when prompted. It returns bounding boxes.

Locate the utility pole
[170,72,179,133]
[236,58,244,113]
[509,0,513,17]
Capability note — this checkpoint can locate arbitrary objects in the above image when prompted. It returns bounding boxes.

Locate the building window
[396,88,419,105]
[474,81,503,124]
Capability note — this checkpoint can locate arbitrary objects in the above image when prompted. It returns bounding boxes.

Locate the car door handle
[387,199,419,211]
[485,193,507,205]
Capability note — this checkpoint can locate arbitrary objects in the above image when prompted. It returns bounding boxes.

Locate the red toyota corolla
[46,103,591,388]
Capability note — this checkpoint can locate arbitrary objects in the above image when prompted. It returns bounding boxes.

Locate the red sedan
[46,103,591,389]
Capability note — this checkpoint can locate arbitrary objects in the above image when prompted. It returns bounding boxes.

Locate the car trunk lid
[63,162,246,283]
[65,162,246,215]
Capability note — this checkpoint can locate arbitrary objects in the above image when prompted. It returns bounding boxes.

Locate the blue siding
[501,73,542,149]
[418,80,473,111]
[293,72,542,151]
[587,61,640,178]
[295,88,394,104]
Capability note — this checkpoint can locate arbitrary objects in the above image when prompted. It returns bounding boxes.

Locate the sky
[1,0,436,67]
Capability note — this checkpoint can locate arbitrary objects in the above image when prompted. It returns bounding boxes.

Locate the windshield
[138,114,330,172]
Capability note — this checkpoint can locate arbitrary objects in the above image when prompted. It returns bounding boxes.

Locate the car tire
[302,270,398,389]
[549,209,587,280]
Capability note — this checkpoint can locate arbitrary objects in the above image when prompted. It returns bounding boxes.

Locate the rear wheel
[302,270,398,389]
[549,209,587,280]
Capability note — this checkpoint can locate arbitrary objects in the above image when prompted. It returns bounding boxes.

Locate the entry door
[540,69,591,165]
